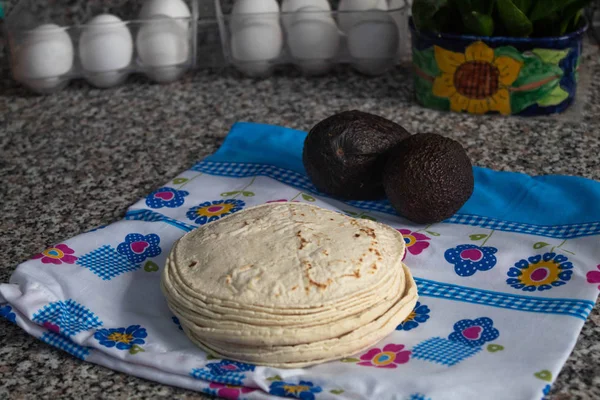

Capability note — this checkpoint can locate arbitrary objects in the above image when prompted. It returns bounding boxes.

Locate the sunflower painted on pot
[432,42,522,115]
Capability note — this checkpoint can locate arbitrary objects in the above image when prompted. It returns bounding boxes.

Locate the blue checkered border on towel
[40,331,91,360]
[190,368,245,386]
[190,161,600,239]
[32,299,103,337]
[416,278,595,320]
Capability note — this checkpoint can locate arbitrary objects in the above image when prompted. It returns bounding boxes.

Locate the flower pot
[409,18,588,116]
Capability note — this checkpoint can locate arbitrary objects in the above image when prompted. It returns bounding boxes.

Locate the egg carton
[4,0,413,93]
[3,0,220,93]
[216,0,412,77]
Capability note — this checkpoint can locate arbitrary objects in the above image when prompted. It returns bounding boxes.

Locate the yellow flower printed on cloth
[433,41,523,115]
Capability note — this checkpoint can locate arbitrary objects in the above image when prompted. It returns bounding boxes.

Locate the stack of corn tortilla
[161,203,418,368]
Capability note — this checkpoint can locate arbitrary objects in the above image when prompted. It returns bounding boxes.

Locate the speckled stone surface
[1,6,600,399]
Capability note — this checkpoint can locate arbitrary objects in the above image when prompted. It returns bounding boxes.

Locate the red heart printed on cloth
[460,248,484,262]
[131,241,149,254]
[155,192,175,201]
[462,326,483,340]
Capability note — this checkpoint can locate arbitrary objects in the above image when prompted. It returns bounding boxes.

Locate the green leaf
[462,11,495,36]
[412,0,449,32]
[414,76,451,111]
[221,191,240,197]
[512,53,563,88]
[206,354,219,360]
[531,49,570,66]
[512,0,533,15]
[533,242,550,249]
[558,0,590,35]
[345,211,358,216]
[494,46,525,62]
[172,178,188,185]
[266,375,282,381]
[529,0,580,22]
[361,216,377,221]
[242,191,255,197]
[143,261,159,273]
[412,47,439,79]
[340,358,360,363]
[129,345,145,355]
[562,249,576,255]
[537,85,569,107]
[330,390,345,395]
[425,230,441,237]
[302,193,316,202]
[469,234,488,241]
[496,0,533,37]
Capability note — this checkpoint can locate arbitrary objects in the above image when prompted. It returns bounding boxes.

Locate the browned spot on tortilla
[242,221,249,226]
[360,227,376,239]
[292,285,298,291]
[329,218,334,221]
[188,261,198,268]
[342,269,362,279]
[322,250,329,256]
[238,264,253,273]
[225,275,232,284]
[371,264,377,270]
[305,287,310,294]
[349,219,359,226]
[297,230,309,250]
[359,257,363,262]
[300,213,305,216]
[308,277,332,289]
[354,234,360,238]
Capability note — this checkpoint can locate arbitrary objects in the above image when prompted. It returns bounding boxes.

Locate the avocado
[303,110,411,200]
[383,133,474,224]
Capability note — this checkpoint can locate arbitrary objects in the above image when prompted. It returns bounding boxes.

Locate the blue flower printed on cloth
[396,302,431,331]
[0,304,17,323]
[40,331,91,360]
[413,317,499,366]
[32,299,102,337]
[448,317,499,347]
[408,394,431,400]
[190,360,255,386]
[269,380,322,400]
[94,325,147,351]
[507,252,573,292]
[117,233,161,264]
[444,245,498,277]
[77,245,140,280]
[145,187,189,209]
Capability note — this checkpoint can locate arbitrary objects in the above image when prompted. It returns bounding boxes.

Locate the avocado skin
[303,110,411,200]
[383,133,474,224]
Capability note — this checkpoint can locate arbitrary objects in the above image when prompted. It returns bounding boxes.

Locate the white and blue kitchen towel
[2,122,600,400]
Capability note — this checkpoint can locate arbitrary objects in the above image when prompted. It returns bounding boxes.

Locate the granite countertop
[1,13,600,400]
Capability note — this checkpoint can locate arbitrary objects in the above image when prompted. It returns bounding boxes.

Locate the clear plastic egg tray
[3,0,412,93]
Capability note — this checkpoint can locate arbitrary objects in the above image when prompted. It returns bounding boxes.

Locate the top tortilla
[168,203,406,309]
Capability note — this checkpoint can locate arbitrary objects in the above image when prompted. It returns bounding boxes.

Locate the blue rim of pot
[408,17,589,45]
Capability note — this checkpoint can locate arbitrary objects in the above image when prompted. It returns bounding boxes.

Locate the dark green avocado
[383,133,474,224]
[302,110,411,200]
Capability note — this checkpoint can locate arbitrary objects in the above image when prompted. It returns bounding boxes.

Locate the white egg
[337,0,388,32]
[79,14,133,88]
[286,9,340,74]
[231,0,280,34]
[139,0,191,29]
[13,24,74,92]
[347,11,399,75]
[136,16,190,82]
[231,22,283,76]
[281,0,331,13]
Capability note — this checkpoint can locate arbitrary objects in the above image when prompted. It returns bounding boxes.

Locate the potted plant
[410,0,592,116]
